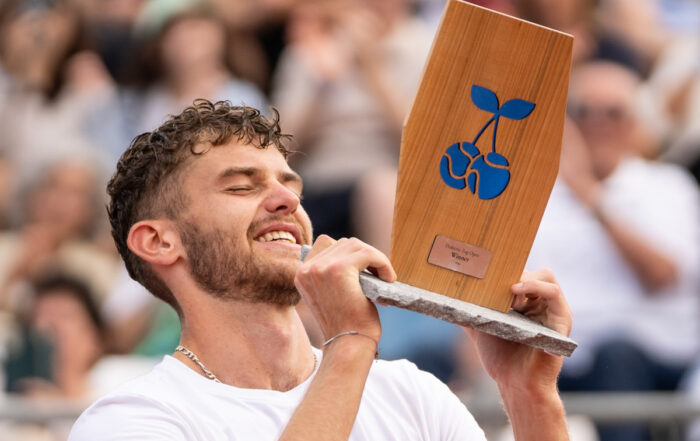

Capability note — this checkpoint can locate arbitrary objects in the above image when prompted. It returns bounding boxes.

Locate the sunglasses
[567,103,628,122]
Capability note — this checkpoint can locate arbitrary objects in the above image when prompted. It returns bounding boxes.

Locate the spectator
[528,61,700,441]
[4,274,104,399]
[5,271,159,402]
[205,0,301,95]
[0,3,126,171]
[133,8,267,134]
[71,0,145,86]
[0,158,120,312]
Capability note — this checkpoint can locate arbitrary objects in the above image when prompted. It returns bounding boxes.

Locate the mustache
[247,215,311,245]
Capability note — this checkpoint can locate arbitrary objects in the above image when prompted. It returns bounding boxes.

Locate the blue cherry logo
[440,85,535,200]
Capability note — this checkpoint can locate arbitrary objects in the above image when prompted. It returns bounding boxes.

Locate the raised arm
[466,269,573,441]
[281,235,395,441]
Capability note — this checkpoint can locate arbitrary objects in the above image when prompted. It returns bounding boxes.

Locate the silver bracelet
[322,331,379,358]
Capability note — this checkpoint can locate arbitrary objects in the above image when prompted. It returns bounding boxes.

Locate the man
[528,62,700,441]
[69,100,572,440]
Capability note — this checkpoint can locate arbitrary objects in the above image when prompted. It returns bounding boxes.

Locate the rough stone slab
[300,246,576,357]
[359,272,577,357]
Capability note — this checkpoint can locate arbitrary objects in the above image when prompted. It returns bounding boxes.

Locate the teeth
[255,230,297,244]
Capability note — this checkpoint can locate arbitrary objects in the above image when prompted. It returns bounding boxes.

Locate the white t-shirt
[527,157,700,374]
[68,349,485,441]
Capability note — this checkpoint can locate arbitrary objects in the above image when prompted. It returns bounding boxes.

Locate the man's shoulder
[94,356,177,398]
[69,357,191,440]
[80,357,181,412]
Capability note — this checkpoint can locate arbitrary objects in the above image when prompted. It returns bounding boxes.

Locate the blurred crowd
[0,0,698,440]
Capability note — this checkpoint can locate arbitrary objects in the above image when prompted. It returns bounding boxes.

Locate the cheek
[297,208,314,243]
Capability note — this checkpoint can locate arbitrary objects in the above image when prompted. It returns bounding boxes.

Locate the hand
[559,119,602,210]
[6,223,64,282]
[333,7,384,68]
[294,34,352,81]
[294,235,396,345]
[464,269,572,395]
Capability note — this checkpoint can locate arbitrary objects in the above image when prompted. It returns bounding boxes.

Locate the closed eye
[226,187,254,194]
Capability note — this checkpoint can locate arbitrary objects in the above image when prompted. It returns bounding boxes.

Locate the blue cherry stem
[491,116,500,153]
[471,115,496,146]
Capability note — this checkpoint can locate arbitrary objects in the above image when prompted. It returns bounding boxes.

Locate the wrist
[583,185,604,212]
[321,331,378,366]
[499,381,563,413]
[500,385,568,441]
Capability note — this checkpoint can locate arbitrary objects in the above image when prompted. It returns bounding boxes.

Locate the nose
[263,180,300,215]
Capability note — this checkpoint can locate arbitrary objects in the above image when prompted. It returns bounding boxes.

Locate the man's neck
[176,299,316,392]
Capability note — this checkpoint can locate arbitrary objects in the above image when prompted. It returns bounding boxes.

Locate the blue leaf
[498,99,535,120]
[471,85,499,113]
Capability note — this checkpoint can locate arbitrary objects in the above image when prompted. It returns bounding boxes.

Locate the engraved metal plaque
[427,235,492,279]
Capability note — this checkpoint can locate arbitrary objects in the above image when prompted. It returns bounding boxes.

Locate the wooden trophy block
[390,0,573,312]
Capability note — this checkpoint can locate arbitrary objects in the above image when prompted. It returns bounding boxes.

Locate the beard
[177,219,301,306]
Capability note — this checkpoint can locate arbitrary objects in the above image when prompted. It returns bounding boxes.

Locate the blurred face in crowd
[567,62,639,179]
[174,140,312,305]
[160,15,226,76]
[32,287,103,374]
[0,8,76,91]
[27,161,98,238]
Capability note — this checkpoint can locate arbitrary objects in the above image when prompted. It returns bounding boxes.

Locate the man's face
[567,64,637,178]
[175,140,312,305]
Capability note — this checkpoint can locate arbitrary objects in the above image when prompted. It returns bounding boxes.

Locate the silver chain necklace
[175,345,318,384]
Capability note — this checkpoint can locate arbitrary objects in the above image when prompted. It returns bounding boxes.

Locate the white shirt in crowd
[528,157,700,375]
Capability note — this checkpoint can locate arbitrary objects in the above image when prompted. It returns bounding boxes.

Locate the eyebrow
[216,167,303,186]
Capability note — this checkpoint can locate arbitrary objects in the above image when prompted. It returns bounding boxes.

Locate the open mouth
[254,230,297,244]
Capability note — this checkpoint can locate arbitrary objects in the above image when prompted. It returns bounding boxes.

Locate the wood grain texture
[390,0,573,312]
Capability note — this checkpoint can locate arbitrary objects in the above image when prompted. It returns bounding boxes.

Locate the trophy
[304,0,576,356]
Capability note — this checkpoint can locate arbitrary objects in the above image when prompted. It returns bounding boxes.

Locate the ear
[127,220,183,267]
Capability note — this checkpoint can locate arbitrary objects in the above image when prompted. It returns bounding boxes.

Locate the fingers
[511,268,572,336]
[303,234,336,261]
[521,268,558,284]
[302,236,397,283]
[511,268,557,308]
[512,278,561,301]
[294,236,388,342]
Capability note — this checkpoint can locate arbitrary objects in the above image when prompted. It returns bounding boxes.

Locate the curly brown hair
[107,100,292,311]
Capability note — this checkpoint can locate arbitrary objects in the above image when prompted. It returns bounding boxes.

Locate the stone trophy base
[300,245,577,357]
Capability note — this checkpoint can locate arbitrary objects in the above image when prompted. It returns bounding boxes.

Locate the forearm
[272,52,326,148]
[279,337,376,441]
[359,60,410,132]
[596,208,678,291]
[568,176,679,291]
[500,386,568,441]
